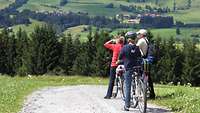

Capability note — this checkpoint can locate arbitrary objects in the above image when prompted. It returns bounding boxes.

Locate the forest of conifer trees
[0,25,200,86]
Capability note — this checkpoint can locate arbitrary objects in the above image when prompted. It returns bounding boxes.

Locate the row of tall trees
[0,25,111,77]
[0,25,200,85]
[150,36,200,86]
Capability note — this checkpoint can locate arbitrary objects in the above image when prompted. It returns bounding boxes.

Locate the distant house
[116,13,173,27]
[127,19,140,24]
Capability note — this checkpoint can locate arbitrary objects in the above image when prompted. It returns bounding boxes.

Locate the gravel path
[19,85,172,113]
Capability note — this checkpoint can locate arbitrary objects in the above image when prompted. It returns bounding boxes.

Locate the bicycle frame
[131,64,148,113]
[112,65,125,99]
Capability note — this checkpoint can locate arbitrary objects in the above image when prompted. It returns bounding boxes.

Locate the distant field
[18,0,200,23]
[110,28,200,39]
[63,25,200,41]
[19,0,132,16]
[63,25,89,42]
[11,19,45,35]
[0,0,15,9]
[150,28,200,39]
[63,25,111,42]
[168,0,200,23]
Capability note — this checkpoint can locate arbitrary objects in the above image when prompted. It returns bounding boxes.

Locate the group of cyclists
[104,29,155,112]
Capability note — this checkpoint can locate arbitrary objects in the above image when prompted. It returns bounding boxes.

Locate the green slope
[0,0,15,9]
[11,19,45,35]
[18,0,200,23]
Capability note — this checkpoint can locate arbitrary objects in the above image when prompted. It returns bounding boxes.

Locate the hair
[115,35,124,44]
[118,36,124,44]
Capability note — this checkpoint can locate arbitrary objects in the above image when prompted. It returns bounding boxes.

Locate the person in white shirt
[136,29,148,57]
[136,29,156,99]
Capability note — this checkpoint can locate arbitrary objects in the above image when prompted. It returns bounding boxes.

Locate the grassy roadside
[150,84,200,113]
[0,75,108,113]
[0,76,200,113]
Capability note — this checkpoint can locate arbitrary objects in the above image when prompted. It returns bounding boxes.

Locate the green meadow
[0,76,200,113]
[8,19,45,36]
[0,0,15,9]
[17,0,200,23]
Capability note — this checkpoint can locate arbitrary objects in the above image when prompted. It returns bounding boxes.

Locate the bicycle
[112,65,125,100]
[130,60,149,113]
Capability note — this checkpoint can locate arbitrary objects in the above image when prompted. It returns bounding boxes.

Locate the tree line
[119,4,171,14]
[0,25,200,86]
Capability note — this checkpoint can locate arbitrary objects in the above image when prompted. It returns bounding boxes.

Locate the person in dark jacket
[117,32,141,111]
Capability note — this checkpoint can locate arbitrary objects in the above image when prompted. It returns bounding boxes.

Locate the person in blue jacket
[117,32,141,111]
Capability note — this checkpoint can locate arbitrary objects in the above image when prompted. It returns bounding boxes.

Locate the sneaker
[104,96,111,99]
[124,105,129,111]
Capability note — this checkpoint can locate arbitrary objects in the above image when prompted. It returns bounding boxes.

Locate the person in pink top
[104,36,124,99]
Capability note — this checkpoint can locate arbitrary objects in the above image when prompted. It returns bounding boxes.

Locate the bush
[17,64,28,77]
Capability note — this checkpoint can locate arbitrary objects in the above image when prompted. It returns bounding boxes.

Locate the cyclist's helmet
[124,31,137,44]
[125,31,137,39]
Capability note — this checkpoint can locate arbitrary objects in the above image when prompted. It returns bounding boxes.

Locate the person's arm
[104,40,114,50]
[136,39,145,56]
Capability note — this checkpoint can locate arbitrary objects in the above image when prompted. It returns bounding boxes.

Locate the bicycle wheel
[119,76,125,100]
[130,78,138,108]
[136,79,147,113]
[112,77,119,98]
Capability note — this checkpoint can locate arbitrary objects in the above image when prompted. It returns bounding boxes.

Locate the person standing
[136,29,156,99]
[104,36,124,99]
[117,32,141,111]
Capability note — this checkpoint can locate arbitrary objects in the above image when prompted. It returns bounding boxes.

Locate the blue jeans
[124,69,134,108]
[105,66,117,97]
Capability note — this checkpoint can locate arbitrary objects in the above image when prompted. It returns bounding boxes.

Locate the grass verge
[150,84,200,113]
[0,75,108,113]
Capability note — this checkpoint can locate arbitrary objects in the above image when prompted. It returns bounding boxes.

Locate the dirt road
[19,85,172,113]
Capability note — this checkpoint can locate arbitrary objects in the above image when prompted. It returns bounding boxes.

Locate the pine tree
[181,39,199,85]
[152,37,178,83]
[92,31,111,76]
[155,0,159,5]
[147,29,154,43]
[60,0,68,6]
[187,0,192,8]
[173,0,176,12]
[60,33,76,75]
[72,47,91,75]
[176,27,181,35]
[0,29,9,74]
[30,25,60,75]
[72,30,95,76]
[0,28,17,75]
[15,28,30,76]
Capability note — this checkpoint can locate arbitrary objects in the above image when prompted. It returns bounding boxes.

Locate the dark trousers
[124,69,133,108]
[148,72,155,98]
[105,66,117,97]
[143,59,155,98]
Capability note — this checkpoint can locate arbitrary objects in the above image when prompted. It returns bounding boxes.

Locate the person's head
[125,31,137,44]
[136,29,147,39]
[115,35,124,44]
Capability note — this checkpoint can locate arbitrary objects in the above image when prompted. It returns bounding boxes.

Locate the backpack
[144,39,158,64]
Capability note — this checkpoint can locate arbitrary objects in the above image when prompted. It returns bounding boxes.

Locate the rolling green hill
[0,0,15,9]
[168,0,200,23]
[11,19,45,35]
[63,25,200,41]
[18,0,200,23]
